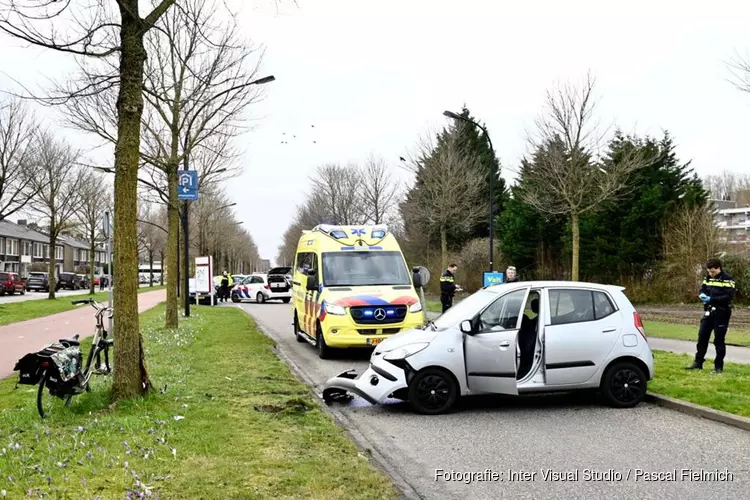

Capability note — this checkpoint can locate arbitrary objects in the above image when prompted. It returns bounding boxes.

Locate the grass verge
[650,350,750,418]
[0,304,397,499]
[645,321,750,346]
[0,286,166,327]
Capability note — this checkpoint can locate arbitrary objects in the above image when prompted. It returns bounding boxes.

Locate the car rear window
[0,273,8,281]
[29,273,45,278]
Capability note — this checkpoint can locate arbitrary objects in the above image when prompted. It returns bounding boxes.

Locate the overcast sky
[3,0,750,265]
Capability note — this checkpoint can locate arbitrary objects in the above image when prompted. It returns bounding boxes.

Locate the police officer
[686,258,736,374]
[439,263,460,313]
[219,271,233,302]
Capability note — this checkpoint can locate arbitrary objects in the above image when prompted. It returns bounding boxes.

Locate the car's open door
[463,287,530,395]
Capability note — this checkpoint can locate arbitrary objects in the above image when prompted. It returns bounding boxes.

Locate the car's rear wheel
[231,293,240,303]
[600,361,647,408]
[282,297,291,303]
[407,367,458,415]
[256,292,265,304]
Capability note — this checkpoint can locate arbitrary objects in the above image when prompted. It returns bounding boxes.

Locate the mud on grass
[0,305,398,499]
[650,350,750,418]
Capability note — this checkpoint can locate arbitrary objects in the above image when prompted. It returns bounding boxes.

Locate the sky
[2,0,750,265]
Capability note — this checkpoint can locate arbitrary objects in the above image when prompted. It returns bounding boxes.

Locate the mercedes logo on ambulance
[374,308,387,321]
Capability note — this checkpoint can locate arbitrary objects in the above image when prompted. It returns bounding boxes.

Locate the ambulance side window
[296,253,316,274]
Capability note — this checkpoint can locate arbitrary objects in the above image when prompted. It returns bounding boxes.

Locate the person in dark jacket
[686,258,736,374]
[439,264,460,313]
[506,266,519,283]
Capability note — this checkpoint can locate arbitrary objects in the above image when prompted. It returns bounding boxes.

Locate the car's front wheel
[407,367,458,415]
[600,361,647,408]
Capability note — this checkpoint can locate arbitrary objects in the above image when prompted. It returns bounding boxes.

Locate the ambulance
[291,224,426,358]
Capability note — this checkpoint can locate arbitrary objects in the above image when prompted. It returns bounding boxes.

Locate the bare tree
[360,155,401,224]
[520,74,650,280]
[0,0,182,399]
[402,133,488,270]
[0,97,40,222]
[309,163,369,225]
[703,169,750,202]
[29,132,86,299]
[662,203,723,301]
[76,171,111,294]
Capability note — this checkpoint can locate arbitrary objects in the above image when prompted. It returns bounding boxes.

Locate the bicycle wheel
[37,370,58,418]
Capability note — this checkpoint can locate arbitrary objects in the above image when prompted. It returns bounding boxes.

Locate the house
[57,234,109,274]
[0,219,64,277]
[710,191,750,251]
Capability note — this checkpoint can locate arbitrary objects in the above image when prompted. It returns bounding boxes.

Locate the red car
[0,272,26,295]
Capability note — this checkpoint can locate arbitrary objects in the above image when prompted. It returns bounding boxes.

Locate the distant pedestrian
[506,266,520,283]
[686,258,736,374]
[440,264,460,313]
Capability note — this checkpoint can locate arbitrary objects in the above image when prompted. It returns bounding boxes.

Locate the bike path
[0,289,166,380]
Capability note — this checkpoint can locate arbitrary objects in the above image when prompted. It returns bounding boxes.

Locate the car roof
[484,280,626,293]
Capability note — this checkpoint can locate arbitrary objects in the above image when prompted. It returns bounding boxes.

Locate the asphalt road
[238,302,750,500]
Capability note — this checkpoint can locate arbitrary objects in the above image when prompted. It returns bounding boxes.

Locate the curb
[240,307,423,500]
[646,392,750,432]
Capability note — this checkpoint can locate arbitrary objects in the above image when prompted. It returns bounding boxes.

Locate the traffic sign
[178,170,199,201]
[483,272,505,288]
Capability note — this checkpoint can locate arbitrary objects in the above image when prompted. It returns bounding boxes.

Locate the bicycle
[14,298,114,418]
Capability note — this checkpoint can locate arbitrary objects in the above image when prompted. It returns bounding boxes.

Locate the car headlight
[409,301,422,313]
[325,303,346,315]
[383,342,429,361]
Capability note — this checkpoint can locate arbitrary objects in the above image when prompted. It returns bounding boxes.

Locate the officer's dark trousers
[440,294,453,313]
[694,309,731,370]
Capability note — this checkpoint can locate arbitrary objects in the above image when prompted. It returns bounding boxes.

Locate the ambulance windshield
[322,251,411,287]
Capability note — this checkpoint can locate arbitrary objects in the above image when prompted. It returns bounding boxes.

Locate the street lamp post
[181,75,275,317]
[442,110,497,273]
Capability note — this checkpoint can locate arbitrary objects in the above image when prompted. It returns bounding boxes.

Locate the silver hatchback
[323,281,654,415]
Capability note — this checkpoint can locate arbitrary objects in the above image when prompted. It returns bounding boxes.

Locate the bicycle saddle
[59,334,80,346]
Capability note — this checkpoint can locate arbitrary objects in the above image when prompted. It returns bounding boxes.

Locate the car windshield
[431,290,500,330]
[321,251,411,286]
[29,273,45,278]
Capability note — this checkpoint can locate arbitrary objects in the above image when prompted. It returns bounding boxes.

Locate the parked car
[323,280,654,415]
[231,270,292,304]
[25,272,56,292]
[0,272,26,295]
[57,272,84,290]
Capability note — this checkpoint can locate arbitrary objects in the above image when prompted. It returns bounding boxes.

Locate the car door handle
[602,328,617,333]
[499,341,510,347]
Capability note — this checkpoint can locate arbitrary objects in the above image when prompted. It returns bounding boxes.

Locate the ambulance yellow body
[291,224,425,358]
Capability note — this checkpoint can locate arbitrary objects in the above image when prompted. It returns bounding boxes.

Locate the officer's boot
[685,361,703,370]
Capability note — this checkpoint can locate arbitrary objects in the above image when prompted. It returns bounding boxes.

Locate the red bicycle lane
[0,289,166,380]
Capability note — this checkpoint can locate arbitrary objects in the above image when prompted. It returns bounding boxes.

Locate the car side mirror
[412,271,423,288]
[460,320,473,334]
[306,269,318,291]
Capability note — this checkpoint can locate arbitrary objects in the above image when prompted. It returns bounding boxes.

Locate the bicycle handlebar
[71,299,92,305]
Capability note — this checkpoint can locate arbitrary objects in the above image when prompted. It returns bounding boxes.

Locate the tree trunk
[89,228,96,295]
[165,167,179,327]
[571,211,580,281]
[112,5,150,400]
[149,249,154,287]
[47,228,56,300]
[440,225,448,271]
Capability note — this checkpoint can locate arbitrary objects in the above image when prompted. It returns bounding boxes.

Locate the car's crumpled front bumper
[322,355,408,406]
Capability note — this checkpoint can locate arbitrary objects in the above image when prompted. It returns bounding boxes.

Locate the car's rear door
[542,287,622,386]
[464,287,530,395]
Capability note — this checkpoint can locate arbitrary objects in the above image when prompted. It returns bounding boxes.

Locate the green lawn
[645,321,750,346]
[0,304,397,499]
[650,350,750,418]
[0,286,166,327]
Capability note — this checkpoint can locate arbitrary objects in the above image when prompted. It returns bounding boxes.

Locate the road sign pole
[177,169,199,318]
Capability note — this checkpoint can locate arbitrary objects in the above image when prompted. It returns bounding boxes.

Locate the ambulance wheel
[294,313,305,343]
[316,323,332,359]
